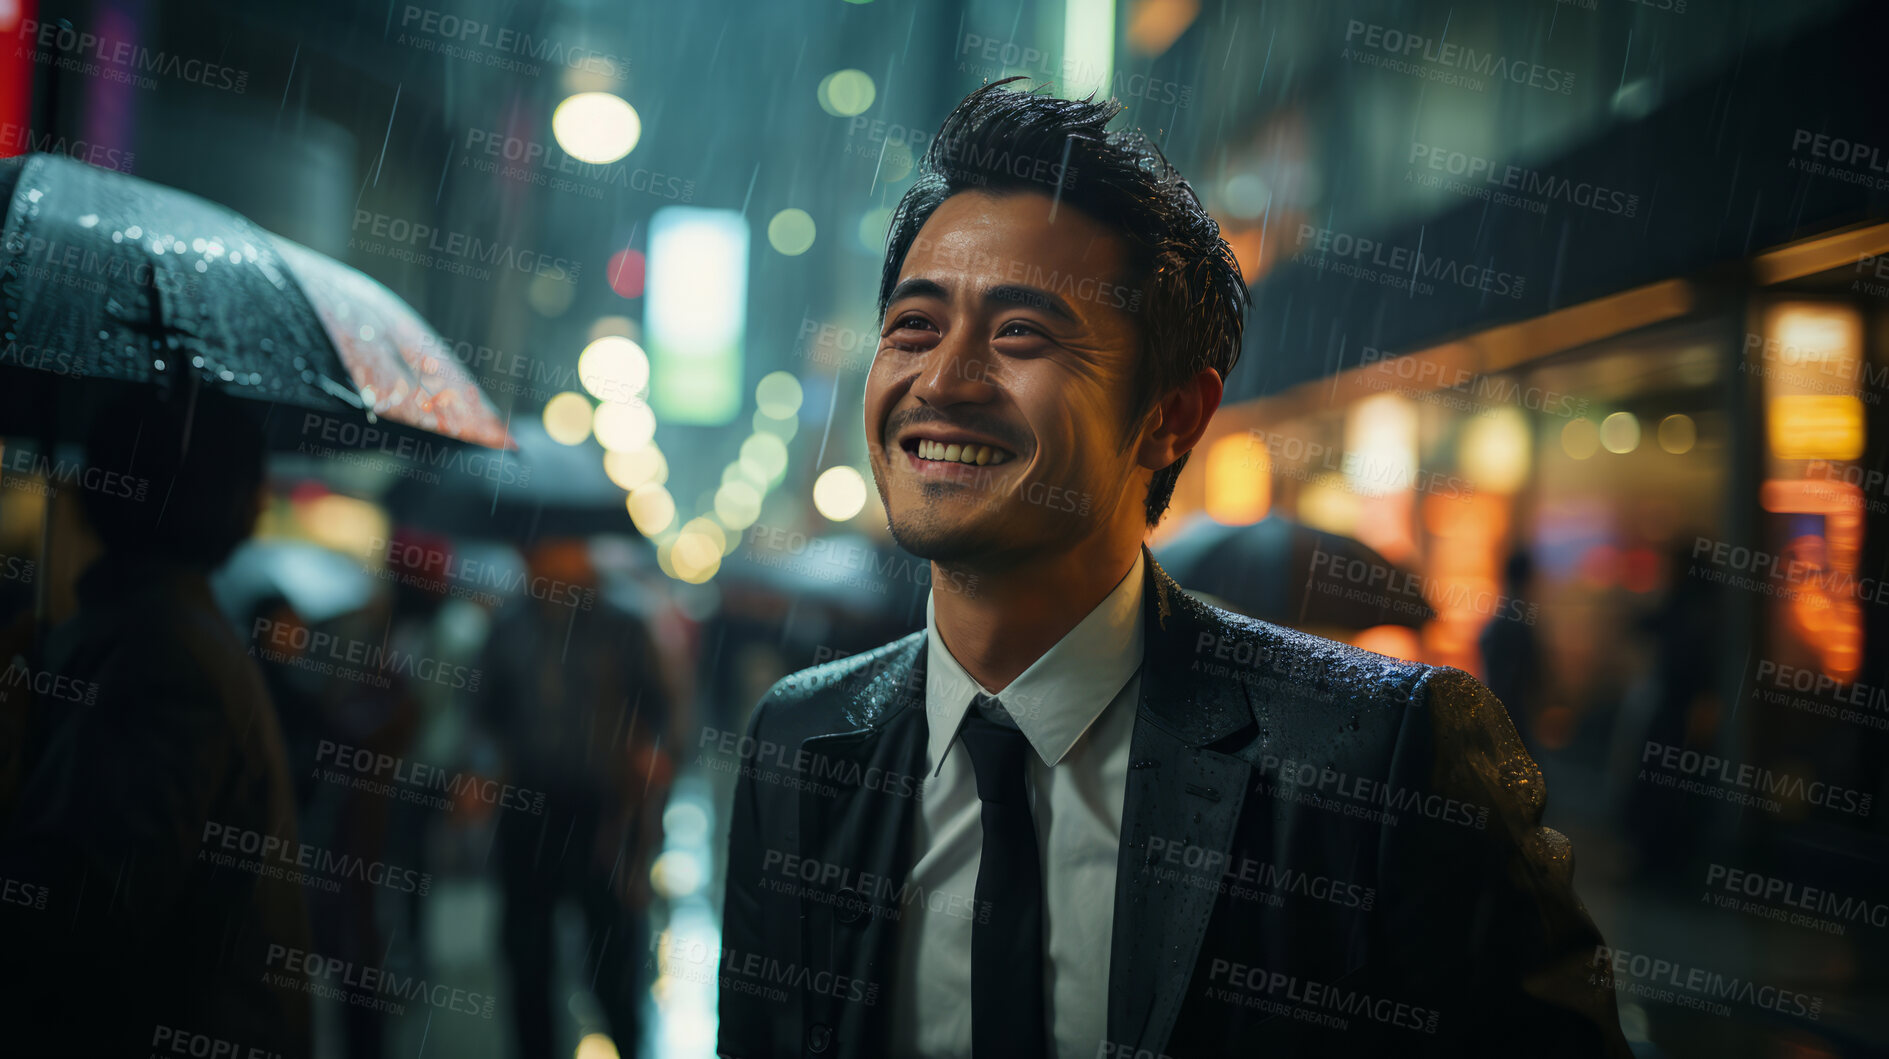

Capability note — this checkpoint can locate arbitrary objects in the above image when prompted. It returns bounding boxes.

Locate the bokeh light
[604,444,667,490]
[1658,413,1697,454]
[715,480,764,529]
[552,92,641,163]
[579,336,651,405]
[1600,411,1641,454]
[816,69,876,117]
[543,391,594,445]
[767,209,817,256]
[606,248,647,299]
[812,466,869,521]
[1560,418,1600,460]
[627,484,676,535]
[593,399,657,452]
[755,371,804,418]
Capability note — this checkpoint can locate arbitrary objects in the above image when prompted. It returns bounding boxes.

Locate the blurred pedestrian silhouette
[476,539,673,1059]
[0,391,313,1057]
[1479,549,1544,757]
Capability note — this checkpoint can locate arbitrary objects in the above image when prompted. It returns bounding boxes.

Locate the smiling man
[717,81,1628,1059]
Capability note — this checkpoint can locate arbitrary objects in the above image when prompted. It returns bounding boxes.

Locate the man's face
[864,190,1146,565]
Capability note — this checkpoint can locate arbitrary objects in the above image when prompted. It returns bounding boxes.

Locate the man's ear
[1136,367,1223,472]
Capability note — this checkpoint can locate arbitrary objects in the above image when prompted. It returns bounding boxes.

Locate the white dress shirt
[889,550,1146,1059]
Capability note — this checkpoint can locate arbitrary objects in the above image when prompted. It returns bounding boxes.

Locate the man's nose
[911,327,997,407]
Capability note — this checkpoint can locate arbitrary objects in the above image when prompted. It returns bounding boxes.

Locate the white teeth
[912,440,1013,465]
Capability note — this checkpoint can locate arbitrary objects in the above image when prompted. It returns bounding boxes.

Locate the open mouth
[902,438,1016,467]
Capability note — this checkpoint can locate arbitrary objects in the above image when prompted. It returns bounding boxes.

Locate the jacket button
[835,888,865,925]
[807,1022,833,1053]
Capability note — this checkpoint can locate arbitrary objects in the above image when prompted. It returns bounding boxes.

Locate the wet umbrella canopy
[0,152,510,450]
[1155,513,1436,629]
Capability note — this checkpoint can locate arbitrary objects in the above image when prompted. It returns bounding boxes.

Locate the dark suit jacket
[718,549,1629,1058]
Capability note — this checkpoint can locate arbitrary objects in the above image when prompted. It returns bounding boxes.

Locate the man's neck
[930,536,1143,693]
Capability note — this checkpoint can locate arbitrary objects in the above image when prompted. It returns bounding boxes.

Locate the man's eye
[889,315,934,332]
[997,321,1042,339]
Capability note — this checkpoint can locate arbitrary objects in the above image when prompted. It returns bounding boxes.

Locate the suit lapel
[1108,551,1258,1055]
[794,635,929,1056]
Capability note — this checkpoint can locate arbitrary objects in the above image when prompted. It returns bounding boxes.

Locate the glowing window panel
[645,207,749,425]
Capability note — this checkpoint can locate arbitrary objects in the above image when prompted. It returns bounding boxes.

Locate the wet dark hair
[877,78,1249,526]
[79,389,266,568]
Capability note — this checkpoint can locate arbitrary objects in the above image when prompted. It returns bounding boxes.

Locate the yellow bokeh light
[578,335,650,405]
[756,371,804,418]
[812,466,869,522]
[1658,414,1697,455]
[1600,412,1641,454]
[740,432,790,482]
[1768,395,1866,461]
[593,400,656,452]
[603,445,666,491]
[1459,407,1531,493]
[1203,433,1269,525]
[672,519,723,583]
[715,480,764,530]
[575,1033,620,1059]
[543,391,594,446]
[816,69,877,117]
[627,484,675,535]
[551,92,641,164]
[767,209,817,256]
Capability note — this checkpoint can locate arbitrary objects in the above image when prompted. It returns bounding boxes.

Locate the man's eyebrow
[985,284,1079,324]
[886,277,950,304]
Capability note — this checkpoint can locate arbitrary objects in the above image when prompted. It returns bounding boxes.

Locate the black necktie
[958,694,1047,1058]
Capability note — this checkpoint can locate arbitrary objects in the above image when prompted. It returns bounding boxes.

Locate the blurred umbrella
[0,152,510,450]
[211,539,377,627]
[383,420,637,543]
[1156,514,1435,630]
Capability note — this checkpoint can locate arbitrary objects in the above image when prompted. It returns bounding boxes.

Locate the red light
[607,248,646,299]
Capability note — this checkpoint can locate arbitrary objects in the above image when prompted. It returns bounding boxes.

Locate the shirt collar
[924,549,1146,775]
